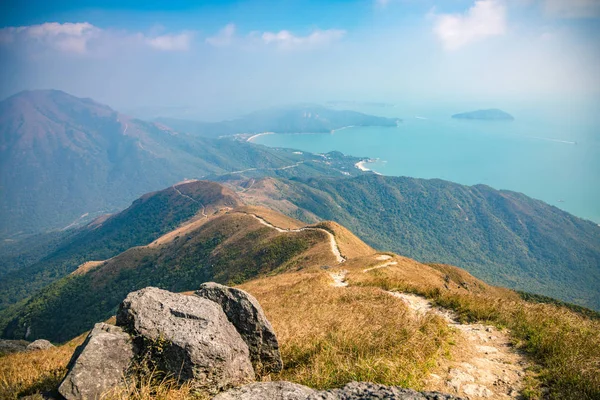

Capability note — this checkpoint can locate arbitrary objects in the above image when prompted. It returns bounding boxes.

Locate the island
[451,109,514,121]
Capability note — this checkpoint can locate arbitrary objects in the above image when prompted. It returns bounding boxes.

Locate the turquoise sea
[254,103,600,223]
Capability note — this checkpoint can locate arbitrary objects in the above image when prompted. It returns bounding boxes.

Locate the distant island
[452,109,514,121]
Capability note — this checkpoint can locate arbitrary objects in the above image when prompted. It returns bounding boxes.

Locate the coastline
[247,132,275,142]
[355,159,382,175]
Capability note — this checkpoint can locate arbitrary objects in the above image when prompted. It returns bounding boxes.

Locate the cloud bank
[433,0,507,50]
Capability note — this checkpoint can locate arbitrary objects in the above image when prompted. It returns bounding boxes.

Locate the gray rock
[196,282,283,374]
[213,381,315,400]
[117,287,254,392]
[26,339,54,351]
[0,339,28,355]
[308,382,464,400]
[58,323,133,400]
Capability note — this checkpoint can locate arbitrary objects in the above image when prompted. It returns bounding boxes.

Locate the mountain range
[0,90,367,238]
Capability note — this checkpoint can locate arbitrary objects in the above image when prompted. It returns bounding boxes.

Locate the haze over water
[255,102,600,223]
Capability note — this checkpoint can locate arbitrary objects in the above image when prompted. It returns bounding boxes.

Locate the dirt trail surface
[244,213,346,263]
[329,270,348,287]
[388,291,530,399]
[172,183,207,218]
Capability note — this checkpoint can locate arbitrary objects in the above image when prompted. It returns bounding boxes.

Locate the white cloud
[0,22,194,54]
[543,0,600,18]
[146,32,193,51]
[261,29,346,49]
[206,24,236,47]
[0,22,99,54]
[432,0,507,51]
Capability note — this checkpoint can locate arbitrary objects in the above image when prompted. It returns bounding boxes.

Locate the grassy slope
[3,252,598,400]
[0,181,241,313]
[237,175,600,310]
[0,208,336,342]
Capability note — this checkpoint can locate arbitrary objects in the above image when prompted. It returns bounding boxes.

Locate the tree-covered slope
[0,181,241,312]
[0,209,336,342]
[238,175,600,310]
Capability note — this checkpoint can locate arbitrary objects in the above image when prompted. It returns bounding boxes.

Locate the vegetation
[248,174,600,310]
[0,211,326,342]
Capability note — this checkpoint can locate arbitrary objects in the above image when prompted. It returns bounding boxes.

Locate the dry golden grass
[240,269,451,390]
[0,334,86,399]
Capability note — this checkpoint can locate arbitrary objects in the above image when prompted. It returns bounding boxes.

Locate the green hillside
[238,175,600,310]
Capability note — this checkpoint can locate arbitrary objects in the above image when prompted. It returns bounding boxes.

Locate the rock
[308,382,463,399]
[117,287,254,392]
[0,339,28,355]
[58,323,133,400]
[213,381,315,400]
[26,339,54,351]
[195,282,283,374]
[463,383,493,397]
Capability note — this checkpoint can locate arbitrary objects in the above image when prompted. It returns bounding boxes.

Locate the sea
[253,102,600,223]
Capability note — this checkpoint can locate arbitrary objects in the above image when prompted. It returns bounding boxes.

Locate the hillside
[0,203,363,342]
[0,181,241,312]
[233,175,600,310]
[0,91,365,238]
[2,208,599,399]
[156,105,400,138]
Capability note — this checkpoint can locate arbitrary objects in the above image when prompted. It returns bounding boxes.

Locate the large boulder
[58,323,134,400]
[307,382,463,400]
[213,381,315,400]
[195,282,283,374]
[26,339,54,351]
[116,287,254,392]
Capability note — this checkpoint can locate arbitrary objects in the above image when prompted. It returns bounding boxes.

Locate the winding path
[172,184,207,218]
[240,212,346,264]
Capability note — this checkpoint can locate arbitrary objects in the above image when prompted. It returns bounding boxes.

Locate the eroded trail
[388,291,529,399]
[244,213,346,263]
[172,184,207,218]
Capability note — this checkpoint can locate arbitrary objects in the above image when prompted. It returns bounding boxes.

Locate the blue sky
[1,0,599,118]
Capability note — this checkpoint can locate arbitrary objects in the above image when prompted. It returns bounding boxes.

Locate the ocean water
[254,103,600,223]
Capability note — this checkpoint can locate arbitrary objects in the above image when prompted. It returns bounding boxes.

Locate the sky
[0,0,599,119]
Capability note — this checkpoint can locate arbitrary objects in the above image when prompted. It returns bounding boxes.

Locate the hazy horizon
[1,0,599,119]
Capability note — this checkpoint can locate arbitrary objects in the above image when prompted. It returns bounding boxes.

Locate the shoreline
[355,159,382,175]
[247,132,275,142]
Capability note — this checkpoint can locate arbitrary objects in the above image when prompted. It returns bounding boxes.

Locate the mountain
[451,109,514,120]
[0,90,365,238]
[0,195,367,342]
[233,175,600,310]
[0,181,241,312]
[1,181,598,400]
[156,105,400,138]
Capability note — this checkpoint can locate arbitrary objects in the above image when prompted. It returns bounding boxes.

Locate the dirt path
[244,213,346,263]
[388,291,529,399]
[172,184,207,218]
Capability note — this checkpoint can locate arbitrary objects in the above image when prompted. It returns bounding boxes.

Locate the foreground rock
[117,287,254,392]
[213,381,316,400]
[26,339,54,351]
[196,282,283,374]
[214,381,463,400]
[59,323,134,400]
[308,382,463,399]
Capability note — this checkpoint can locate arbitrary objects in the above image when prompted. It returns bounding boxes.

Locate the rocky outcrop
[213,381,316,400]
[0,339,28,355]
[308,382,463,399]
[26,339,54,351]
[117,286,254,392]
[195,282,283,374]
[214,381,463,400]
[58,323,134,400]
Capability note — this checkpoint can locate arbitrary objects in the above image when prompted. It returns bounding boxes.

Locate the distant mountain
[235,175,600,310]
[156,105,400,138]
[0,90,365,238]
[451,109,514,120]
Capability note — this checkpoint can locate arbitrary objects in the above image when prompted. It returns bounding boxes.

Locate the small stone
[213,381,315,400]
